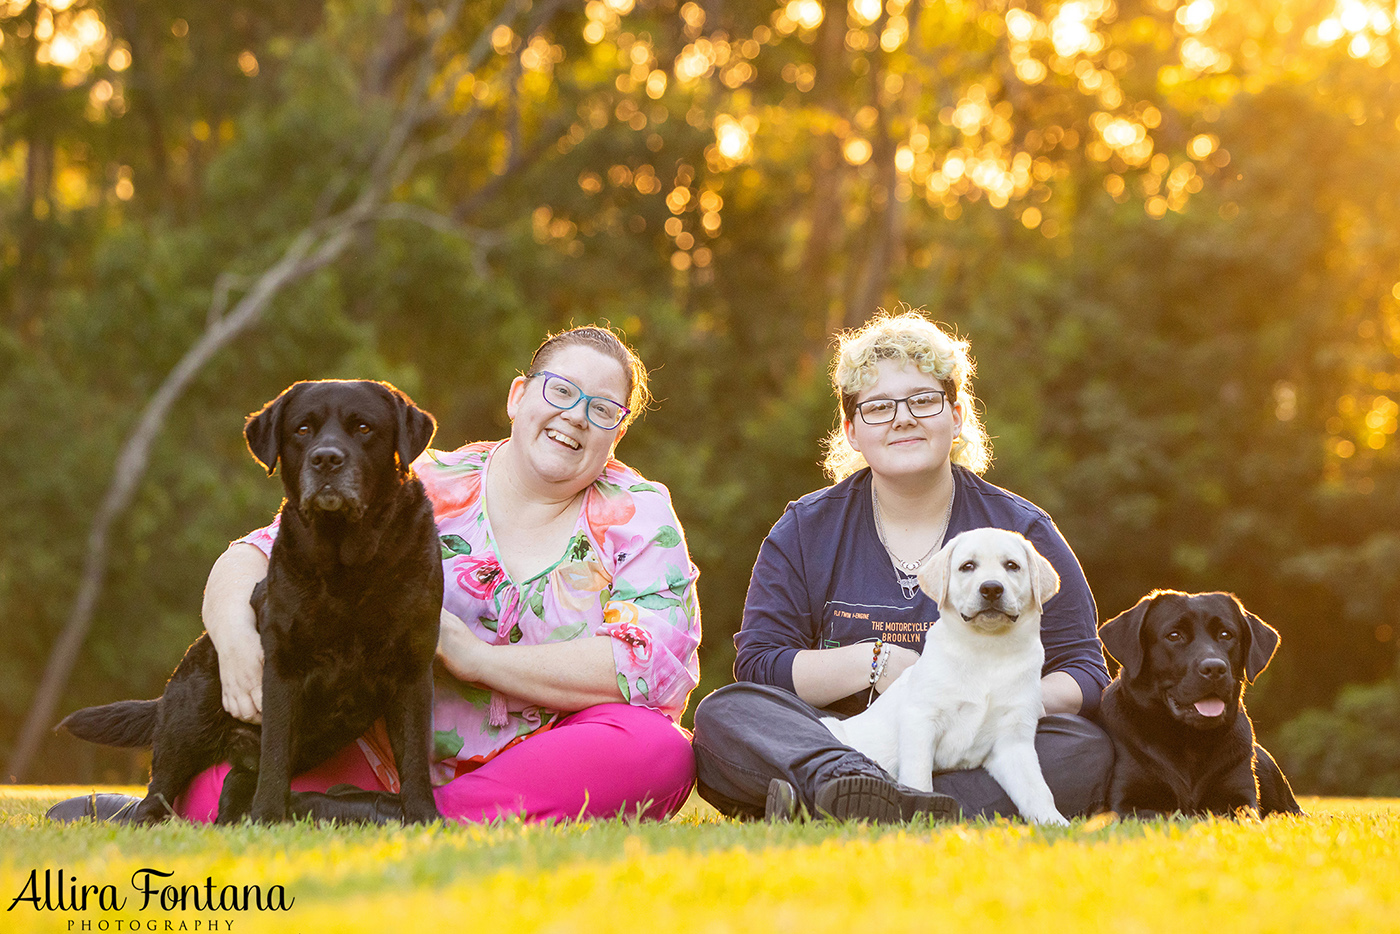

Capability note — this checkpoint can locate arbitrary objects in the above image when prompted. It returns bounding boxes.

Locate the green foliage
[1271,663,1400,797]
[3,0,1398,786]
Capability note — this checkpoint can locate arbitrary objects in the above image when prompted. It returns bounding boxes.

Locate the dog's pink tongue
[1194,698,1226,717]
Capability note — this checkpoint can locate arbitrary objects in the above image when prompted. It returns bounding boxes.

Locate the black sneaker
[814,776,961,824]
[45,793,145,824]
[764,778,799,822]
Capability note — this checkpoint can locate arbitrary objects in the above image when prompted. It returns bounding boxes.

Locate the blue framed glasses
[530,371,631,430]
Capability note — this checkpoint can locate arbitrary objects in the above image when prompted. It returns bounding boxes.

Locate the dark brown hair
[528,325,651,428]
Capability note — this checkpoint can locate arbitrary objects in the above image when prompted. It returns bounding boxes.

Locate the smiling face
[505,343,629,492]
[843,359,964,484]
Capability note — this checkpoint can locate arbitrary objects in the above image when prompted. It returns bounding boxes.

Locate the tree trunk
[5,0,549,784]
[5,215,362,783]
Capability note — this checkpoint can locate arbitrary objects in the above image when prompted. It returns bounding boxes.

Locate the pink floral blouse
[238,440,701,786]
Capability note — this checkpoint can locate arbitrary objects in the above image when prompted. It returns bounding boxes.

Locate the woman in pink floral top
[176,326,701,824]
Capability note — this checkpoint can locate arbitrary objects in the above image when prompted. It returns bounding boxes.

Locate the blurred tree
[1272,659,1400,796]
[3,0,1398,785]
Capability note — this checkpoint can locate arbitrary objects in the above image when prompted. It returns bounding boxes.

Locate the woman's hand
[437,611,625,710]
[436,609,488,685]
[202,543,269,724]
[876,645,920,694]
[215,625,265,724]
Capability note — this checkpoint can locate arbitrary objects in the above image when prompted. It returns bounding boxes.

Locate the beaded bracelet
[867,639,885,685]
[872,644,892,687]
[867,641,892,704]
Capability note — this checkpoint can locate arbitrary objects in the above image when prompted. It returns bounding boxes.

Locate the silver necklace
[872,481,954,600]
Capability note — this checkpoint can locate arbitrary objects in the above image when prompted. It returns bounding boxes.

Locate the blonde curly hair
[821,309,990,481]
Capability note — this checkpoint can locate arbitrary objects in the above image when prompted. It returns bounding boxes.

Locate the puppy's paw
[1028,810,1070,827]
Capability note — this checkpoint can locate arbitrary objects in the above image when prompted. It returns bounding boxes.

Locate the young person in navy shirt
[692,311,1112,822]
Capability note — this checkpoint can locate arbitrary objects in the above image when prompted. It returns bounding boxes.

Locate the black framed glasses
[854,390,947,425]
[530,371,630,430]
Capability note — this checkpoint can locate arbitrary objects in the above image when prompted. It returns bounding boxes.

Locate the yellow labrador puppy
[821,528,1068,825]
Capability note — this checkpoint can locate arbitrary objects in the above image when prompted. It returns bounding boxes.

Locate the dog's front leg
[1201,756,1263,819]
[895,712,938,792]
[249,663,297,824]
[387,668,441,824]
[985,735,1068,826]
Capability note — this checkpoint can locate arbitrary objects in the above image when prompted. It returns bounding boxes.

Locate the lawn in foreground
[2,787,1397,933]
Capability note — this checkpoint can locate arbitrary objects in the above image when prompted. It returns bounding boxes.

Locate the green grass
[3,787,1398,933]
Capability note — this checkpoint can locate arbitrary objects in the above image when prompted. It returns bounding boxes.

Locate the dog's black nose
[979,581,1004,602]
[309,447,345,472]
[1198,658,1229,679]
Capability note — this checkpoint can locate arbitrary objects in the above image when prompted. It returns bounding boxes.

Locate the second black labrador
[1097,589,1302,818]
[60,379,443,824]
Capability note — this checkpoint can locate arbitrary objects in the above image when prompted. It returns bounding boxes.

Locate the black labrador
[1097,590,1302,818]
[60,379,443,824]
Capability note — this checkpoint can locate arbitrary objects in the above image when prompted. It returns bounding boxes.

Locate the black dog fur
[59,379,443,824]
[1097,590,1302,818]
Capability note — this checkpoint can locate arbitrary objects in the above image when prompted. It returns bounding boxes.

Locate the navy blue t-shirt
[733,466,1110,717]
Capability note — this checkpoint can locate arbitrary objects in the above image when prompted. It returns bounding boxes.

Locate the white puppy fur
[821,528,1069,825]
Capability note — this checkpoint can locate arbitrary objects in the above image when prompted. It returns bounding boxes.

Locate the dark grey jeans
[692,682,1114,820]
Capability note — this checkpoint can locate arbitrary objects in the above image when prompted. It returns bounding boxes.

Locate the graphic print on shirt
[823,599,939,649]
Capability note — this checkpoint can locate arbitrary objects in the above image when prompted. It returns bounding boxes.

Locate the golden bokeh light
[490,25,516,55]
[843,138,873,166]
[1006,9,1039,43]
[1177,0,1216,34]
[790,0,824,30]
[714,115,753,163]
[881,16,909,53]
[32,3,109,71]
[1051,1,1108,58]
[1313,0,1396,60]
[852,0,882,28]
[114,165,133,201]
[646,69,667,99]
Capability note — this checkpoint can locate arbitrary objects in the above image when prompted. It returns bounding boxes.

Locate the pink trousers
[174,703,696,824]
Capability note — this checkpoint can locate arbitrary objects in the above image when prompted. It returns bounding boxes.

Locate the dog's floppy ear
[918,539,958,607]
[1024,536,1060,607]
[245,385,295,476]
[1233,595,1280,683]
[380,382,437,474]
[1099,594,1156,680]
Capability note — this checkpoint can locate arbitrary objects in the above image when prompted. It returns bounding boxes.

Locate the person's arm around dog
[202,542,268,724]
[436,611,624,709]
